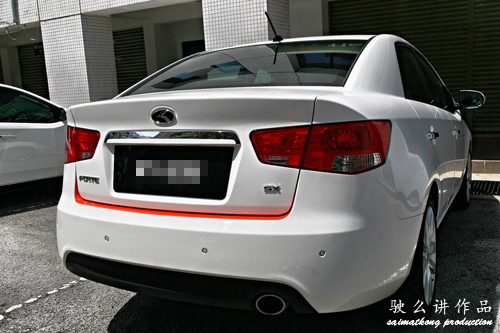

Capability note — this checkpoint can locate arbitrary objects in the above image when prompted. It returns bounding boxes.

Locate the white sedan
[0,84,66,186]
[57,34,484,315]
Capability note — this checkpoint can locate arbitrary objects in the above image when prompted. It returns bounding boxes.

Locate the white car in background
[0,84,66,186]
[57,34,484,315]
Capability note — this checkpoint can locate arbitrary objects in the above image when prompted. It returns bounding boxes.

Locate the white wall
[154,18,204,69]
[202,0,290,50]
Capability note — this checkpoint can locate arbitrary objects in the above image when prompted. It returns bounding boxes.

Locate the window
[0,88,57,123]
[396,45,434,105]
[396,43,454,110]
[124,40,367,96]
[414,52,455,110]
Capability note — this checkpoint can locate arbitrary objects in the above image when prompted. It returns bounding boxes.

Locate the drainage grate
[471,181,500,195]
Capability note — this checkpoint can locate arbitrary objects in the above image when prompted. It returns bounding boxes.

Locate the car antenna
[265,11,282,64]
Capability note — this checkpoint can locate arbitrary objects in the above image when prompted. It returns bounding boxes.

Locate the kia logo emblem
[151,107,176,126]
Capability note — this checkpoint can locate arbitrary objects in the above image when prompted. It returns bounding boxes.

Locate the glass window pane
[396,45,434,105]
[0,88,56,123]
[415,53,455,110]
[126,40,367,96]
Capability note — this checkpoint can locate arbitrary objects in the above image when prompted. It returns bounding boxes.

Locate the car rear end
[57,35,422,313]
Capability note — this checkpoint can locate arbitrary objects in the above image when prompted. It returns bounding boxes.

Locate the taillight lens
[303,121,391,173]
[65,126,101,163]
[251,121,391,174]
[250,126,309,168]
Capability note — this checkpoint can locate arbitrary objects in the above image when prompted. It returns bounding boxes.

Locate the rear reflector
[251,121,391,174]
[65,126,101,163]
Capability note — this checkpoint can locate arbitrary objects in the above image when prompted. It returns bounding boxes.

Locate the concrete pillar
[40,14,117,107]
[202,0,290,50]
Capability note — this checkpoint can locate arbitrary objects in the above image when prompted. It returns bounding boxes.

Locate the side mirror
[458,90,485,109]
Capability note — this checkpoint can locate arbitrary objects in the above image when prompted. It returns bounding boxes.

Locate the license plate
[114,146,233,200]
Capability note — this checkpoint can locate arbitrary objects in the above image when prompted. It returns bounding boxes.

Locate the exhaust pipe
[255,294,287,315]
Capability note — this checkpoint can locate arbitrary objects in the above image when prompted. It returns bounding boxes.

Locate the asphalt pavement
[0,180,498,332]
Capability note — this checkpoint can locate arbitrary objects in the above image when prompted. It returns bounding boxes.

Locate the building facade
[0,0,327,107]
[0,0,497,132]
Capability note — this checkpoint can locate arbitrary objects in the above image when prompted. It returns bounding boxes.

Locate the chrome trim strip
[105,130,240,144]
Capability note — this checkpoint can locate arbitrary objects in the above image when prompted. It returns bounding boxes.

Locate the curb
[472,160,500,181]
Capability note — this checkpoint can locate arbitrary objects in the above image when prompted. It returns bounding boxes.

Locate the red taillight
[303,121,391,173]
[65,126,100,163]
[250,126,310,168]
[251,121,391,174]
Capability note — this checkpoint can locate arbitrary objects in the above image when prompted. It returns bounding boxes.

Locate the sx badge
[264,184,281,194]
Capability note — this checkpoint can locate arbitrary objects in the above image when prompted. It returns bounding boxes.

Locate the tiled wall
[0,0,40,28]
[0,2,14,27]
[17,0,40,24]
[39,0,80,21]
[41,15,117,107]
[81,15,118,103]
[80,0,151,13]
[0,0,159,23]
[202,0,290,50]
[41,16,90,106]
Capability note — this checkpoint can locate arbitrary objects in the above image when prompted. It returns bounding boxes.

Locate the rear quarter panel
[314,93,438,221]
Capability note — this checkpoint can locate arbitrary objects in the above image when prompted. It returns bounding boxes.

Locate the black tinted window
[414,53,455,110]
[125,41,367,96]
[396,45,434,105]
[0,88,57,123]
[396,44,454,110]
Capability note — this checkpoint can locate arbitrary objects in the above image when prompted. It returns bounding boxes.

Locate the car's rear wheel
[409,196,437,306]
[421,198,437,305]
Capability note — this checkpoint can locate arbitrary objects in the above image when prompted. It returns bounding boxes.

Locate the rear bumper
[66,252,315,313]
[57,167,423,313]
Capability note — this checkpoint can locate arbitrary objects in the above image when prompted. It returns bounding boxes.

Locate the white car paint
[57,35,474,313]
[0,84,66,186]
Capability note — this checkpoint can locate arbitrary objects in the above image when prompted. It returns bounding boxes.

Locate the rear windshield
[123,40,367,96]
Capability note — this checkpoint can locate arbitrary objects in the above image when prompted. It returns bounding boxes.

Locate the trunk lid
[72,87,329,215]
